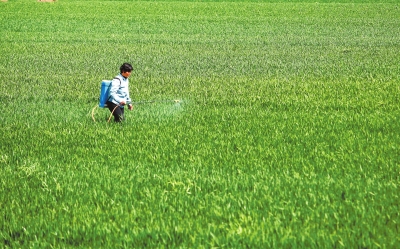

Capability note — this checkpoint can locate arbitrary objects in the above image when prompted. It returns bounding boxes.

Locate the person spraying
[106,63,134,122]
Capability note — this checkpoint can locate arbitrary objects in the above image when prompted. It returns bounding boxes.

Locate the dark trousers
[106,101,124,122]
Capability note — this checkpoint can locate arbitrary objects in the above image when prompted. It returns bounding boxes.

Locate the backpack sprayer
[91,80,181,122]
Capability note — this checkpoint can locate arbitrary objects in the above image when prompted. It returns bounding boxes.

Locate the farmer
[106,63,134,122]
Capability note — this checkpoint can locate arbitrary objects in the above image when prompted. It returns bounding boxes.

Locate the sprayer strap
[107,77,122,102]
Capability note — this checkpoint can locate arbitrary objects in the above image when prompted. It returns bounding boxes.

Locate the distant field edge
[2,0,399,3]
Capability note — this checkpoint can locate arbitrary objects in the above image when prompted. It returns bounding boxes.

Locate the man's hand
[120,101,126,106]
[128,104,133,110]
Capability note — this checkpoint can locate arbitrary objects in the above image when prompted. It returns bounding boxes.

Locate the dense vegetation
[1,0,399,247]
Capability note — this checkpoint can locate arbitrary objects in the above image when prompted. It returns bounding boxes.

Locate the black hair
[120,63,133,73]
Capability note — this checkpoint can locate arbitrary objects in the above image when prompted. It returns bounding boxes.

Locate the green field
[1,0,399,248]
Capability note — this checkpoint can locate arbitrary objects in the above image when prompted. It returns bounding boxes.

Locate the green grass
[1,0,399,248]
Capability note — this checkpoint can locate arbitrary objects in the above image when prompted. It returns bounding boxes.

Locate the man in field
[106,63,134,122]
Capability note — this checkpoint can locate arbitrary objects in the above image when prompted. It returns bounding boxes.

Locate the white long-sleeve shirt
[108,74,132,106]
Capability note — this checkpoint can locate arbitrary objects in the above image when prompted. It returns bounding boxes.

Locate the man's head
[120,63,133,78]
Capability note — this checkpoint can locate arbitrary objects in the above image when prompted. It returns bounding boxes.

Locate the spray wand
[91,99,181,122]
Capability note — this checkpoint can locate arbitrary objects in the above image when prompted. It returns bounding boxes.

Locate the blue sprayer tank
[99,80,112,108]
